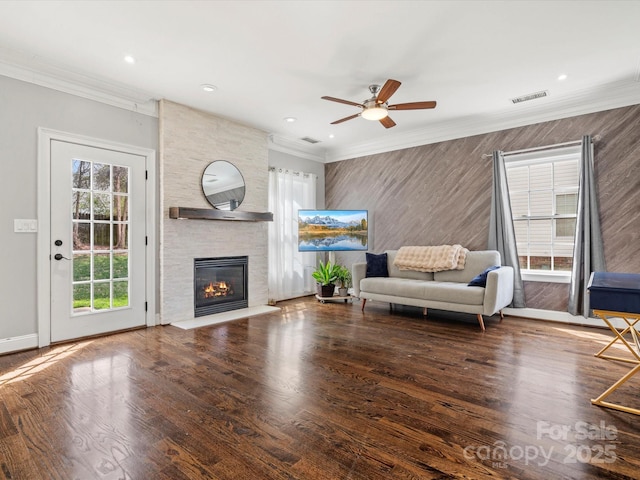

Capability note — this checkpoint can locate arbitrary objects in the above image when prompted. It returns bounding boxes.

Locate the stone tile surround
[159,100,269,324]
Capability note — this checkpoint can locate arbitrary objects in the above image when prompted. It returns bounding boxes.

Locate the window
[505,146,580,276]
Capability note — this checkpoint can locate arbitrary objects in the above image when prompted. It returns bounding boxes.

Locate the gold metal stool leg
[591,363,640,416]
[593,310,640,364]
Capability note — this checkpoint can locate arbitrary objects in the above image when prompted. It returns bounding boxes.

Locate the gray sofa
[352,250,514,331]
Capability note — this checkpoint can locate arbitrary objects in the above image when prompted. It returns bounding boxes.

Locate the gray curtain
[568,135,605,316]
[489,151,525,307]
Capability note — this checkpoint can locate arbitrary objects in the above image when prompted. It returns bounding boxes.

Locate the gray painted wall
[0,75,158,341]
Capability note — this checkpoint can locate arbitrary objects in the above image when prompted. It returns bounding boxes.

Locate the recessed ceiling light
[558,74,568,81]
[124,55,136,64]
[284,117,296,123]
[328,134,335,139]
[201,84,217,92]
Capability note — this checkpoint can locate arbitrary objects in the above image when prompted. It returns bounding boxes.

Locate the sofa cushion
[434,250,501,283]
[366,252,389,277]
[468,265,501,287]
[359,278,486,305]
[386,250,434,281]
[423,282,486,305]
[361,277,428,298]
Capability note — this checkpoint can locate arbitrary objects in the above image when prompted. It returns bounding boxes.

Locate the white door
[50,140,146,342]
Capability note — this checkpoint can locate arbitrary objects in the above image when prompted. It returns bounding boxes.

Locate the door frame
[37,128,156,347]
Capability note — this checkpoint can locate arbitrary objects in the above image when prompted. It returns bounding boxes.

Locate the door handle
[54,253,71,261]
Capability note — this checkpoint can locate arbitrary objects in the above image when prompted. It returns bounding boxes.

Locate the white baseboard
[0,334,39,355]
[503,307,631,330]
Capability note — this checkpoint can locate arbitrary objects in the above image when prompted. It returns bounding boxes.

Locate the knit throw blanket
[393,245,468,272]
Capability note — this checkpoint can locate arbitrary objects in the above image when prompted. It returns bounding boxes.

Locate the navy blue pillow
[468,265,501,287]
[366,252,389,278]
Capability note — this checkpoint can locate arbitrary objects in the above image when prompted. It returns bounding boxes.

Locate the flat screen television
[298,209,368,252]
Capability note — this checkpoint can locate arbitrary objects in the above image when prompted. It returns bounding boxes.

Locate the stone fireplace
[159,99,269,324]
[194,256,248,316]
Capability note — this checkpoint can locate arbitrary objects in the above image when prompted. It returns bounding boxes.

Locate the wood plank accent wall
[326,104,640,312]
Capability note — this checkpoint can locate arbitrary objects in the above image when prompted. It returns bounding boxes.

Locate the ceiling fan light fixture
[361,104,388,121]
[322,79,435,127]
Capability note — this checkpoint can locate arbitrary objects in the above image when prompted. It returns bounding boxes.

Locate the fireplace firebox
[194,256,248,317]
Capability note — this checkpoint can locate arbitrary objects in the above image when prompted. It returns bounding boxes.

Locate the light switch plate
[14,219,38,233]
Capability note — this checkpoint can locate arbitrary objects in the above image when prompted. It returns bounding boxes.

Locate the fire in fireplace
[194,256,248,317]
[203,280,231,298]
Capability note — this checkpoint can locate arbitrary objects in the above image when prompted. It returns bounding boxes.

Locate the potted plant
[336,265,352,297]
[312,260,339,297]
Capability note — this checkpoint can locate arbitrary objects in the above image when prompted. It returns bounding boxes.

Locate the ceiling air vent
[511,90,549,104]
[300,136,321,144]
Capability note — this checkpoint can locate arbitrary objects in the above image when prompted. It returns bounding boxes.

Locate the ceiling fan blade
[321,96,363,108]
[376,79,402,104]
[331,113,360,125]
[379,116,396,129]
[388,101,437,110]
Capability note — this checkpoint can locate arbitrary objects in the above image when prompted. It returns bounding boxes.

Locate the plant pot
[338,287,348,297]
[317,283,335,298]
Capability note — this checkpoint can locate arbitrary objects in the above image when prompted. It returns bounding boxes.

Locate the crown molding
[322,80,640,163]
[0,48,158,117]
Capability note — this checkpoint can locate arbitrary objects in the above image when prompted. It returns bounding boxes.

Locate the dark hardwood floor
[1,296,639,479]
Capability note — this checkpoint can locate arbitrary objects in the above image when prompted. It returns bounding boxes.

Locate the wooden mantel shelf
[169,207,273,222]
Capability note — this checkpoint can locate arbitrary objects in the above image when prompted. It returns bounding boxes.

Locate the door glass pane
[73,253,91,282]
[93,163,110,191]
[94,253,111,280]
[73,223,91,250]
[114,224,128,250]
[113,281,129,308]
[113,195,128,222]
[93,223,111,250]
[73,283,91,311]
[113,166,128,193]
[113,253,128,279]
[93,282,111,310]
[72,191,91,220]
[94,193,111,220]
[72,160,91,189]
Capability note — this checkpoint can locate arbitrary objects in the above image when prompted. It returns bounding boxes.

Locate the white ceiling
[1,0,639,163]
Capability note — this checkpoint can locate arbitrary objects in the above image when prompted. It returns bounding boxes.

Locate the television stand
[315,294,353,304]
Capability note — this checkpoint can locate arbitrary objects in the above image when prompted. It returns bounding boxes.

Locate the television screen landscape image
[298,209,368,252]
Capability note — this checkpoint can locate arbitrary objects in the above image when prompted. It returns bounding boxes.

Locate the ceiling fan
[321,79,436,129]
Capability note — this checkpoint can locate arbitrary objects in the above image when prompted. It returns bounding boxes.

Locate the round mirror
[201,161,246,210]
